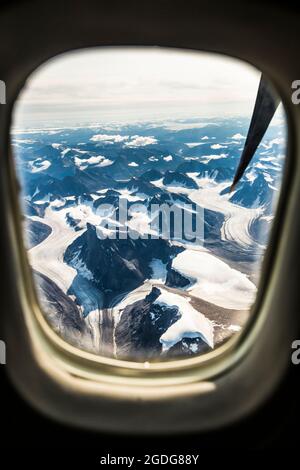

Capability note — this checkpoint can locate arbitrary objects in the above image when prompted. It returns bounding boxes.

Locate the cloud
[201,153,228,163]
[74,155,113,169]
[268,137,285,146]
[231,133,245,139]
[260,137,285,150]
[91,133,158,148]
[90,134,129,143]
[211,143,227,149]
[125,136,157,147]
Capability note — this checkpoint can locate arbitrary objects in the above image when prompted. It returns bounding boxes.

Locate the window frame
[0,0,298,433]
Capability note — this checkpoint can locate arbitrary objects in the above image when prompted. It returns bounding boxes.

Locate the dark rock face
[168,336,210,357]
[115,287,181,360]
[148,190,192,207]
[115,286,211,360]
[33,271,93,350]
[78,193,94,205]
[24,200,48,218]
[198,167,234,182]
[72,167,115,192]
[115,177,162,197]
[176,161,208,174]
[203,208,225,244]
[93,189,120,209]
[24,218,52,248]
[65,212,82,231]
[219,185,231,196]
[24,167,114,201]
[23,200,40,217]
[64,224,183,306]
[162,170,198,189]
[142,169,162,181]
[165,264,191,288]
[229,173,274,210]
[29,174,88,201]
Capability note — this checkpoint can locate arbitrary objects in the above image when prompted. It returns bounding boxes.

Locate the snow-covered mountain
[13,117,286,360]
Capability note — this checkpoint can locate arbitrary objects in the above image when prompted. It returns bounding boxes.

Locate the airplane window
[10,47,287,363]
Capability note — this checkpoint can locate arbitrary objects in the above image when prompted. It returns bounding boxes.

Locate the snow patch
[30,159,51,173]
[157,290,214,352]
[172,250,257,310]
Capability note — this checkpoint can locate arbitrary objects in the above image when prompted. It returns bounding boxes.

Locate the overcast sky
[13,47,273,128]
